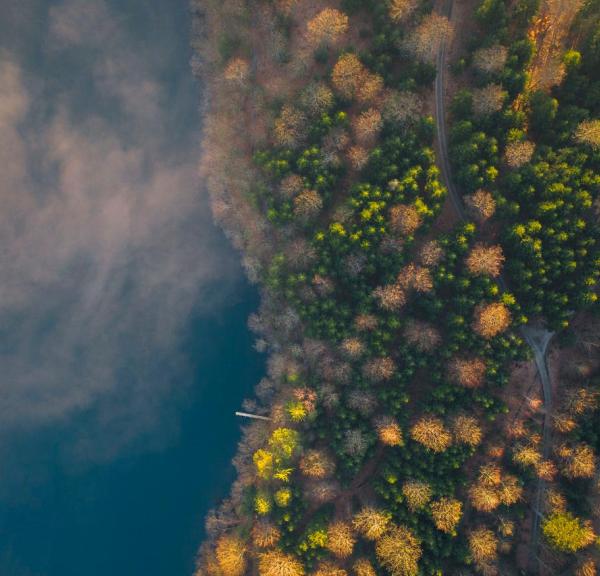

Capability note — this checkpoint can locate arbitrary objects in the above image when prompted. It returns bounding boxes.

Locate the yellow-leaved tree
[375,416,404,446]
[410,416,452,452]
[468,527,498,570]
[542,511,596,553]
[473,302,511,339]
[402,480,433,512]
[451,415,483,446]
[430,497,463,535]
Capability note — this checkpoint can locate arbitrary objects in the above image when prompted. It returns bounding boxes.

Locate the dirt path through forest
[432,2,555,572]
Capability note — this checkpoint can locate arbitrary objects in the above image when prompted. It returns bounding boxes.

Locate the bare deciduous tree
[389,0,418,22]
[405,13,453,64]
[258,550,305,576]
[505,140,535,168]
[473,45,508,75]
[575,119,600,149]
[375,525,422,576]
[294,189,323,220]
[274,105,307,149]
[326,521,356,558]
[223,57,250,86]
[373,284,406,311]
[332,53,365,99]
[404,319,441,352]
[465,189,496,222]
[468,528,498,572]
[472,84,506,116]
[353,108,383,145]
[353,507,392,541]
[466,243,505,277]
[306,8,349,48]
[383,90,422,126]
[301,82,335,116]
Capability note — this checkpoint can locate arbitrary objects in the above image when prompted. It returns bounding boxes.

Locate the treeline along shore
[189,1,600,574]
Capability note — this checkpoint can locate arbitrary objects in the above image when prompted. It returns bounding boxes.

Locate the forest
[190,0,600,574]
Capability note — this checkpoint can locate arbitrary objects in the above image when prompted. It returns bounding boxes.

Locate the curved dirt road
[434,1,554,571]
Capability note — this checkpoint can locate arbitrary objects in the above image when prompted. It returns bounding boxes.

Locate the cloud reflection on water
[0,0,238,461]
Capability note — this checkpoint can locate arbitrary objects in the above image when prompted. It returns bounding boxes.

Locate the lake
[0,0,263,574]
[0,290,264,576]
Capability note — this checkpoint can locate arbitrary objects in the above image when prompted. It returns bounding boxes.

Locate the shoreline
[189,1,600,575]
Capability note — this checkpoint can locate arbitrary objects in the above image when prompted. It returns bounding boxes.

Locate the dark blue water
[0,1,263,574]
[0,293,263,576]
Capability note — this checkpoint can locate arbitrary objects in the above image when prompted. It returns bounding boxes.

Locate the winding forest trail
[434,1,555,572]
[522,327,554,573]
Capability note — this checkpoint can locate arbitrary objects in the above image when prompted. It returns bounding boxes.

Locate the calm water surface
[0,0,263,574]
[0,297,263,576]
